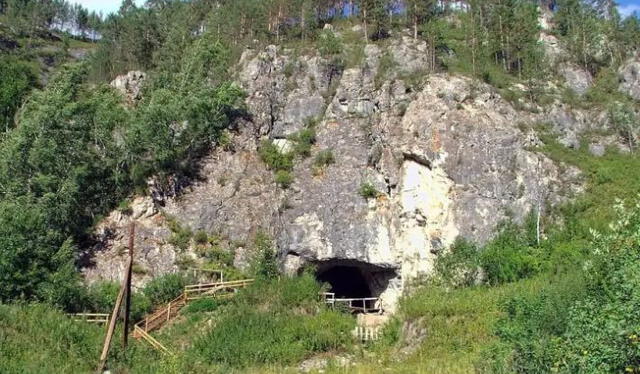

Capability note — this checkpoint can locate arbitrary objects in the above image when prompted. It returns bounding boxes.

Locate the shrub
[258,140,294,171]
[480,222,541,285]
[183,298,228,314]
[288,126,317,158]
[142,273,190,306]
[275,170,294,188]
[192,273,354,368]
[359,182,379,199]
[313,149,335,168]
[318,30,343,57]
[166,216,193,250]
[252,232,279,279]
[193,229,209,245]
[435,238,481,287]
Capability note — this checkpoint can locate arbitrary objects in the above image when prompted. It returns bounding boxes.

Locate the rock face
[110,71,146,104]
[620,58,640,101]
[86,34,590,311]
[559,63,593,95]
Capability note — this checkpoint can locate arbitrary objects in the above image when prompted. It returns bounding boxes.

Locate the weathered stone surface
[389,34,431,75]
[82,197,177,289]
[85,37,591,312]
[559,63,593,95]
[110,71,146,104]
[589,143,606,157]
[620,59,640,101]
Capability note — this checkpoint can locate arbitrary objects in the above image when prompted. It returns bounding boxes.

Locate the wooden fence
[67,313,110,326]
[321,292,383,314]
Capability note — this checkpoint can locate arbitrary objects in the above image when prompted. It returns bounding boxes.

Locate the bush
[435,238,481,287]
[480,222,541,285]
[258,140,294,171]
[142,273,190,306]
[167,217,193,250]
[313,149,335,168]
[275,170,294,188]
[359,182,379,199]
[318,30,343,57]
[252,232,279,280]
[289,126,317,158]
[192,273,354,368]
[193,229,209,245]
[183,298,228,314]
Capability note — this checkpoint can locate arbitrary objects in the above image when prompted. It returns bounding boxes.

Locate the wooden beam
[122,222,135,349]
[97,235,134,373]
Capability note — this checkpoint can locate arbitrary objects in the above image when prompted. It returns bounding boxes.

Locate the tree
[609,102,638,152]
[75,4,89,37]
[406,0,436,40]
[359,0,389,40]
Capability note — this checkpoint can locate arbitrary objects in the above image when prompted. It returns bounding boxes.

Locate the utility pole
[122,222,135,349]
[97,222,135,373]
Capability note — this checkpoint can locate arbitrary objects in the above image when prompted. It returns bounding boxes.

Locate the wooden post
[97,253,133,373]
[122,222,135,350]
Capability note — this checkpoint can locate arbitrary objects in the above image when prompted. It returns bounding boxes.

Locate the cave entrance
[313,259,397,312]
[317,265,372,299]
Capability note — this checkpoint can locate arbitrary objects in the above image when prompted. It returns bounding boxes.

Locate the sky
[70,0,144,16]
[619,0,640,18]
[73,0,640,17]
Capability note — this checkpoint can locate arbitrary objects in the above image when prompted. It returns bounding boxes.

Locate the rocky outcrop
[559,63,593,95]
[86,34,591,310]
[110,71,146,104]
[620,58,640,101]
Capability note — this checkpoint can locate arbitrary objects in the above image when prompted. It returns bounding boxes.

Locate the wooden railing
[133,325,172,355]
[321,292,382,314]
[132,279,254,349]
[67,313,110,326]
[353,326,382,341]
[132,293,187,338]
[184,279,254,300]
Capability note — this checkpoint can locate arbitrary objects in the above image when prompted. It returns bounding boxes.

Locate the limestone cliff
[84,31,638,311]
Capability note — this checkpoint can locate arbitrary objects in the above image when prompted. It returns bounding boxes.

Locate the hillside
[1,0,640,373]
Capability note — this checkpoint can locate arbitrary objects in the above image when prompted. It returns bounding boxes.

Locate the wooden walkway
[131,278,254,352]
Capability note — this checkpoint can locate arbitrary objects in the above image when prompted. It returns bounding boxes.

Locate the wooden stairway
[131,279,254,351]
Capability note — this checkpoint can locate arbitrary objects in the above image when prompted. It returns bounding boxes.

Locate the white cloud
[619,4,640,18]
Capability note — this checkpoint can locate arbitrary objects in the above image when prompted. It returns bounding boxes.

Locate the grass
[0,304,105,374]
[540,134,640,237]
[322,276,566,374]
[358,182,379,199]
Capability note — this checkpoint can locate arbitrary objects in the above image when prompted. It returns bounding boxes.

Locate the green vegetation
[275,170,294,189]
[0,304,104,374]
[194,273,354,368]
[288,125,317,158]
[313,149,336,169]
[0,56,36,131]
[359,182,379,199]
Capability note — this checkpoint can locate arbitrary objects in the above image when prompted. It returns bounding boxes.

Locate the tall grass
[0,304,104,373]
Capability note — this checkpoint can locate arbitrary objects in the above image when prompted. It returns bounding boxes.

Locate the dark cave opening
[313,259,397,300]
[317,265,372,298]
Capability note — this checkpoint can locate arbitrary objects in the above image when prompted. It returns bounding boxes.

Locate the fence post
[167,302,171,322]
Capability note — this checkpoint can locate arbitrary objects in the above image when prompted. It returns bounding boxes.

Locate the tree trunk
[413,4,418,40]
[363,7,368,40]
